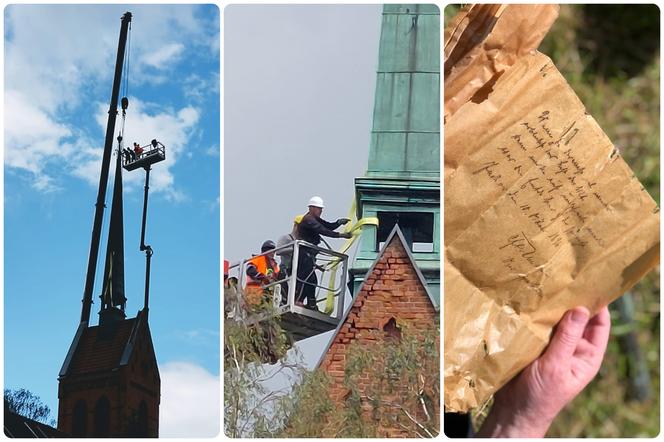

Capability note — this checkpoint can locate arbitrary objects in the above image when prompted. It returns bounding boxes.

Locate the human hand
[337,218,351,225]
[478,306,611,437]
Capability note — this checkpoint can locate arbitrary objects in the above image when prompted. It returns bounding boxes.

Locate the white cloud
[205,144,220,157]
[159,361,220,437]
[173,328,219,345]
[4,91,73,191]
[4,5,215,107]
[183,73,220,104]
[5,6,119,113]
[4,5,218,194]
[143,43,185,68]
[68,141,105,186]
[69,98,199,198]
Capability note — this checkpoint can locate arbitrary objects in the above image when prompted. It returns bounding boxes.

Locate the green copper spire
[367,4,440,178]
[351,4,440,308]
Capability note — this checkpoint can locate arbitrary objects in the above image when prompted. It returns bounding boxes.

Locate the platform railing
[226,240,348,326]
[122,141,166,167]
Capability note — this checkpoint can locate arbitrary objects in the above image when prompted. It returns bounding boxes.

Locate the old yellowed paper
[444,4,560,120]
[444,49,660,412]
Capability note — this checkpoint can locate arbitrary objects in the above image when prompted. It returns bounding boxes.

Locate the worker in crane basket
[122,147,134,164]
[245,240,282,306]
[133,142,144,159]
[223,259,230,285]
[295,196,352,311]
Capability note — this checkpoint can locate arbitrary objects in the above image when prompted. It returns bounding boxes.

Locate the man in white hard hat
[295,196,352,311]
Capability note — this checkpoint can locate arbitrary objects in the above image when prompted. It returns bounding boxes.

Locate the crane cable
[122,21,132,100]
[117,20,132,155]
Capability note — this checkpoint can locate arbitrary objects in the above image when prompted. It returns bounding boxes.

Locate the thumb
[543,307,590,362]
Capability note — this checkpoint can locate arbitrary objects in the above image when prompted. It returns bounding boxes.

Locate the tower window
[377,212,434,252]
[72,399,87,437]
[382,317,402,341]
[93,396,111,437]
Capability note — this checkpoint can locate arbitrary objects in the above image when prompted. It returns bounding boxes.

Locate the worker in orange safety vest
[245,240,282,305]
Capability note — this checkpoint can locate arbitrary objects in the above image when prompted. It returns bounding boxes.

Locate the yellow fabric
[323,200,378,314]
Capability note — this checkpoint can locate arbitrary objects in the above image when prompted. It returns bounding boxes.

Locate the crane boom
[80,11,132,324]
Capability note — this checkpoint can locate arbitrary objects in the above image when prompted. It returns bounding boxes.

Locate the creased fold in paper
[444,4,560,120]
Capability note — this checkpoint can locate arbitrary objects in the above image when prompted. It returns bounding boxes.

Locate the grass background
[444,4,660,437]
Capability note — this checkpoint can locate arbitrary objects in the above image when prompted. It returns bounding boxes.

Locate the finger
[572,338,600,361]
[544,307,590,362]
[582,306,611,352]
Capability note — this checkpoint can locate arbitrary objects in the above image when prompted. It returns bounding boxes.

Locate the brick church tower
[56,12,160,437]
[57,310,160,437]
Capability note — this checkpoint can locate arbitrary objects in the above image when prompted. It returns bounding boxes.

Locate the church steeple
[350,5,440,307]
[366,4,440,179]
[99,144,127,324]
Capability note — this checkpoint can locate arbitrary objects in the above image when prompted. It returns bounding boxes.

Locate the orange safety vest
[245,255,280,304]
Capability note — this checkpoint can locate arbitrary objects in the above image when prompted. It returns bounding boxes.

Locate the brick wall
[319,235,439,437]
[57,322,159,437]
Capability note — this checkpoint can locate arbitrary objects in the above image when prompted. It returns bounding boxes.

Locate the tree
[280,325,440,438]
[224,289,304,438]
[4,388,55,426]
[224,283,440,438]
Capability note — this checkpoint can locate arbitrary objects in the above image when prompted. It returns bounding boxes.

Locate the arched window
[71,399,87,437]
[137,401,149,437]
[93,396,111,437]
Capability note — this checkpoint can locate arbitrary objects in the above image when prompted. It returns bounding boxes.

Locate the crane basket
[122,139,166,171]
[225,240,348,342]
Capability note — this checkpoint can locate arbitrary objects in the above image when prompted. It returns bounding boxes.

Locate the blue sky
[4,4,219,436]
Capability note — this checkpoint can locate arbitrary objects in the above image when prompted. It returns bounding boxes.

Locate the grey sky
[224,4,383,368]
[224,4,382,263]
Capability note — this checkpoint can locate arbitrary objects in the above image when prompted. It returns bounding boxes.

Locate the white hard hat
[308,196,325,208]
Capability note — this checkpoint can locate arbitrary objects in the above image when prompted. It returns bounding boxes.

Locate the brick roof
[316,225,438,370]
[66,318,136,375]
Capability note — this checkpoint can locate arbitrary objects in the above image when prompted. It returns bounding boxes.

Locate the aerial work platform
[122,140,166,171]
[226,241,348,342]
